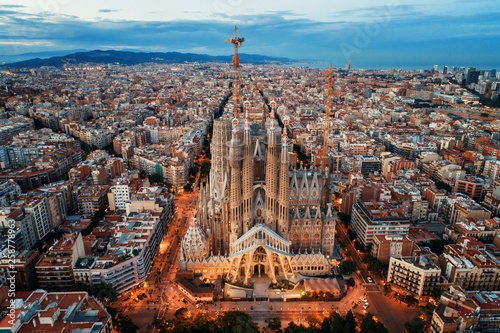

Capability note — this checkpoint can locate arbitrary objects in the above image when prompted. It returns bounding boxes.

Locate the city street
[110,190,198,333]
[335,222,419,332]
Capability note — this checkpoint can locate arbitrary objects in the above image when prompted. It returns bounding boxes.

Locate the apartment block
[430,287,479,333]
[35,233,85,291]
[371,234,414,265]
[351,200,411,245]
[0,289,112,333]
[76,185,110,215]
[440,243,500,291]
[387,254,441,297]
[0,249,40,291]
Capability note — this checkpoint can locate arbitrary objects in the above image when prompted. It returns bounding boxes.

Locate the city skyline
[1,0,499,69]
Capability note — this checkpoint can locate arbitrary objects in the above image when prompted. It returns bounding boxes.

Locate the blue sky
[0,0,499,69]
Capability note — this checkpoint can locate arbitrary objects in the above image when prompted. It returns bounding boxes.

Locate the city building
[439,243,500,291]
[466,290,500,332]
[0,249,40,291]
[430,286,479,333]
[35,233,85,291]
[387,254,441,297]
[107,183,130,211]
[23,196,52,242]
[454,176,487,202]
[351,200,410,245]
[74,188,174,292]
[76,185,110,215]
[0,289,112,333]
[371,234,414,265]
[443,193,491,225]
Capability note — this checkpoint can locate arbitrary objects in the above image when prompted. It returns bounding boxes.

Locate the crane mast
[323,64,333,148]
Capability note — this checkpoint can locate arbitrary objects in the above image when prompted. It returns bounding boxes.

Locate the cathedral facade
[180,100,336,283]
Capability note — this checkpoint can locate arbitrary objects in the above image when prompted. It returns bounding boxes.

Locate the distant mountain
[0,50,87,64]
[0,50,291,68]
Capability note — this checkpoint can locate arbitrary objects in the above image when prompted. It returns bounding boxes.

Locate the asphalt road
[335,221,419,333]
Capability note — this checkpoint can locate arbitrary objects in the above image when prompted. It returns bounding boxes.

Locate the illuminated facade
[180,29,336,283]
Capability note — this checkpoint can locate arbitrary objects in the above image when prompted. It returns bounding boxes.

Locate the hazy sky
[1,0,499,69]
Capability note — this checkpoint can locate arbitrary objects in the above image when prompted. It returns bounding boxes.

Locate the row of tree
[153,308,388,333]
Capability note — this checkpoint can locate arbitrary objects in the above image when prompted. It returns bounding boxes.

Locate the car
[363,303,369,309]
[367,277,374,283]
[360,297,367,302]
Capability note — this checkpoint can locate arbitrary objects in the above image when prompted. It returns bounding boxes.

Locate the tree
[353,240,365,252]
[404,317,426,333]
[305,314,321,329]
[81,209,106,236]
[367,260,382,274]
[283,322,308,333]
[338,212,351,227]
[329,312,345,332]
[362,253,375,264]
[200,161,211,177]
[435,180,452,192]
[216,311,259,333]
[419,238,451,256]
[189,166,199,177]
[403,295,418,306]
[174,307,190,321]
[347,229,357,241]
[362,253,382,274]
[431,288,442,300]
[320,318,331,333]
[360,313,387,333]
[114,313,139,333]
[268,317,282,332]
[383,283,392,295]
[191,313,216,332]
[74,282,117,303]
[343,322,353,333]
[338,260,357,275]
[344,310,356,333]
[149,173,163,184]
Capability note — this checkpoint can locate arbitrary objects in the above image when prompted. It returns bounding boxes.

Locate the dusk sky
[1,0,499,69]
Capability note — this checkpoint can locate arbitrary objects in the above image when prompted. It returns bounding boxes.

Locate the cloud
[98,9,118,13]
[0,6,499,69]
[327,4,420,21]
[0,5,25,8]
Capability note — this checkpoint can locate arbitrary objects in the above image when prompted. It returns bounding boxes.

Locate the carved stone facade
[180,50,335,282]
[180,105,335,282]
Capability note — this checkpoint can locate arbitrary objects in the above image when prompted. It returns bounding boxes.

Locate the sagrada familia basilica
[179,28,336,284]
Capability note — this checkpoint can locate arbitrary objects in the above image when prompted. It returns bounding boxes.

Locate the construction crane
[323,64,333,148]
[226,26,245,119]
